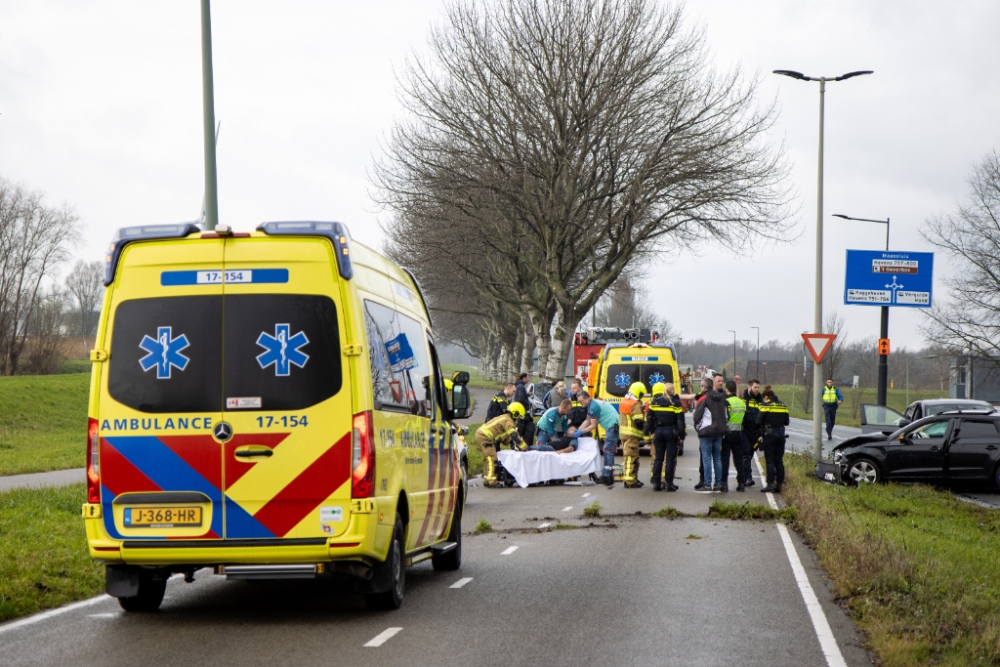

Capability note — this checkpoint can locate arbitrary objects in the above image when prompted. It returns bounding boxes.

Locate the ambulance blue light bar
[256,221,353,280]
[104,223,201,286]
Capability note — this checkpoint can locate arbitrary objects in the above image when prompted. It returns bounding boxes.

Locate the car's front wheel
[847,457,882,485]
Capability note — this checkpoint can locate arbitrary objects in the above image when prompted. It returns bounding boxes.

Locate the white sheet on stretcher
[496,437,602,488]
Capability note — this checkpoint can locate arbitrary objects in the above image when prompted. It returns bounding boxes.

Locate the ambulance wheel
[432,500,462,571]
[365,515,406,610]
[117,573,166,612]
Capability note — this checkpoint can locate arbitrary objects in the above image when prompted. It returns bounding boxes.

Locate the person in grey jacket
[693,374,730,492]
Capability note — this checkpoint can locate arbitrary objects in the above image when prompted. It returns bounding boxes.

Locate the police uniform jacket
[486,391,510,422]
[756,399,790,433]
[568,395,588,428]
[742,389,762,433]
[644,395,685,435]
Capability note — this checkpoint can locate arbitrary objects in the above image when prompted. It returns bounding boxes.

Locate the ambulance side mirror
[451,382,471,420]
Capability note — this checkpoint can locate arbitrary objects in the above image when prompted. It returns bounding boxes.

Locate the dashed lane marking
[539,522,551,529]
[582,493,591,498]
[501,546,518,555]
[450,578,473,589]
[561,506,573,512]
[364,628,403,647]
[778,524,848,667]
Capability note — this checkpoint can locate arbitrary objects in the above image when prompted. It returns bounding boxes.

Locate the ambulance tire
[365,515,406,610]
[432,499,462,571]
[117,573,166,612]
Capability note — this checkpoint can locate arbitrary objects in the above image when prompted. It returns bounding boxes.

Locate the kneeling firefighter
[476,401,527,487]
[619,382,648,489]
[645,382,686,491]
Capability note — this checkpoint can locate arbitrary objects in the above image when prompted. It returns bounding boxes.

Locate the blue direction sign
[844,250,934,308]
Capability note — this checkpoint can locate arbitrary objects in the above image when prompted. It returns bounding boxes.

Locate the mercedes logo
[213,421,233,442]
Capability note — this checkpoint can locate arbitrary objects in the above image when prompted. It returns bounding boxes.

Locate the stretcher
[496,437,602,488]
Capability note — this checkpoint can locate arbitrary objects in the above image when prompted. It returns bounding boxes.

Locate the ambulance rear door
[219,236,354,542]
[98,238,226,543]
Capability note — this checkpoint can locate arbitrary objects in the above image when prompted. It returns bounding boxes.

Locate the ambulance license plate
[124,507,202,527]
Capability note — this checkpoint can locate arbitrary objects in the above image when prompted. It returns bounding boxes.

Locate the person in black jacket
[486,383,516,422]
[756,386,790,493]
[568,379,588,428]
[645,382,686,491]
[513,373,530,409]
[741,379,762,488]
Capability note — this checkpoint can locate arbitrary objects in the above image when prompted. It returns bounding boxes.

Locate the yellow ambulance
[82,221,470,611]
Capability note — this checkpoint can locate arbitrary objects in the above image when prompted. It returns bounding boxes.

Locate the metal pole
[876,219,890,407]
[200,0,219,231]
[812,80,826,461]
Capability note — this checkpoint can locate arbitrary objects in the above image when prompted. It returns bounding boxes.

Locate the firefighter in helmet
[619,382,648,488]
[475,401,527,487]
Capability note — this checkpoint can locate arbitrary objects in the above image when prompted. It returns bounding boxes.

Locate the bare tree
[375,0,793,381]
[65,260,104,342]
[922,149,1000,369]
[821,310,848,382]
[0,177,81,374]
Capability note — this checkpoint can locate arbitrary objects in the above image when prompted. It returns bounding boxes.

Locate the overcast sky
[2,0,998,352]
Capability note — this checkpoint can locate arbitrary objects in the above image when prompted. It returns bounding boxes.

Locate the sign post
[845,250,933,406]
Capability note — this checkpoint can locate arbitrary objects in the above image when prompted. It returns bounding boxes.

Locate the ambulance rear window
[108,296,223,413]
[224,294,342,411]
[604,363,674,398]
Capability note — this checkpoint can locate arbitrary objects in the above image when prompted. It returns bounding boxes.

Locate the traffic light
[878,338,890,356]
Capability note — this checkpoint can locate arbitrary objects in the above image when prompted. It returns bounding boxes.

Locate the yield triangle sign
[801,333,837,364]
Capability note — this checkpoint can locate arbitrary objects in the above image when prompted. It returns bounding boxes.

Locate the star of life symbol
[614,372,631,389]
[138,326,190,379]
[885,275,904,303]
[256,323,309,376]
[648,372,665,385]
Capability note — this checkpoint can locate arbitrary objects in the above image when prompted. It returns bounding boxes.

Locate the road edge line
[0,594,111,635]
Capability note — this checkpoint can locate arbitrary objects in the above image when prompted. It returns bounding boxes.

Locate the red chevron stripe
[252,433,351,537]
[100,439,160,497]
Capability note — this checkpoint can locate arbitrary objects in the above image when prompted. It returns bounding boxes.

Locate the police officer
[568,379,588,430]
[618,382,648,489]
[486,383,516,422]
[822,378,844,441]
[741,379,763,487]
[476,401,526,487]
[645,382,685,491]
[722,380,747,492]
[756,387,790,493]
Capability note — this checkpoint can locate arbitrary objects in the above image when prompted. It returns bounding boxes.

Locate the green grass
[0,484,104,622]
[764,385,945,428]
[553,523,578,530]
[442,363,503,390]
[651,506,681,518]
[464,422,484,477]
[583,500,602,517]
[707,499,796,521]
[0,373,91,475]
[782,451,1000,666]
[474,518,493,533]
[61,360,91,374]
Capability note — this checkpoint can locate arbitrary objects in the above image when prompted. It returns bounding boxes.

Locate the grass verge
[464,422,484,477]
[0,373,90,475]
[442,363,503,390]
[781,451,1000,666]
[707,500,797,521]
[0,484,104,622]
[651,506,681,518]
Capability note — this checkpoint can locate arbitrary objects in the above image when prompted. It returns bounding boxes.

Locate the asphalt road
[2,446,873,667]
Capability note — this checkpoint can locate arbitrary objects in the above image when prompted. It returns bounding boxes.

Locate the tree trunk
[520,312,536,375]
[544,308,582,381]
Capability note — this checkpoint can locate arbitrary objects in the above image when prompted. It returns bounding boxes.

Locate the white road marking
[450,577,473,589]
[501,546,518,555]
[539,522,551,529]
[364,627,403,647]
[777,524,848,667]
[0,595,110,634]
[561,506,573,512]
[753,452,779,510]
[88,613,119,619]
[582,493,591,498]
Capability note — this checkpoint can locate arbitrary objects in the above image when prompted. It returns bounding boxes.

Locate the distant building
[950,356,1000,403]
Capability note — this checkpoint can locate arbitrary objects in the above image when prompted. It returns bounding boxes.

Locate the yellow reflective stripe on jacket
[759,403,789,414]
[649,405,683,414]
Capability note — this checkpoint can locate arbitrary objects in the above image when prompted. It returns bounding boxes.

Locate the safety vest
[823,386,839,404]
[726,396,746,426]
[619,396,644,438]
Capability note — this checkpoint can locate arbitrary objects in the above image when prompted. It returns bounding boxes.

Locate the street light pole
[727,330,736,378]
[833,214,890,406]
[751,326,760,379]
[774,68,873,461]
[200,0,220,231]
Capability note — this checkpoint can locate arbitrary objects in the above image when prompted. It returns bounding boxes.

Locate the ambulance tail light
[352,411,375,498]
[86,418,100,503]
